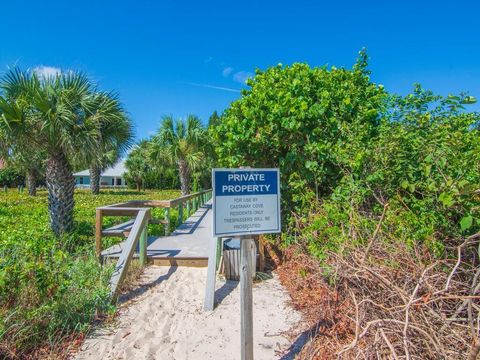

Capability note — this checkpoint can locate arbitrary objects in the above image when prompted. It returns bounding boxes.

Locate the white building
[73,160,127,188]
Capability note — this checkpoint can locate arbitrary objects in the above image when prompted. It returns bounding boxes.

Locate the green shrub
[297,87,479,259]
[0,189,180,357]
[212,50,385,217]
[0,168,24,187]
[213,51,480,260]
[0,249,114,355]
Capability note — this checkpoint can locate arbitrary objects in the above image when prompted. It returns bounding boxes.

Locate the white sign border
[212,167,281,237]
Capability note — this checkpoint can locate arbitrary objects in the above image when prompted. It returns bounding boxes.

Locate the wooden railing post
[186,199,191,217]
[240,237,255,360]
[216,236,223,269]
[204,236,220,311]
[164,207,170,236]
[178,203,183,227]
[95,209,103,260]
[110,209,150,302]
[139,225,148,266]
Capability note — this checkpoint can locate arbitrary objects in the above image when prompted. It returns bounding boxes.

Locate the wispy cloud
[222,67,233,77]
[233,71,254,84]
[204,56,214,63]
[33,65,62,78]
[186,82,240,93]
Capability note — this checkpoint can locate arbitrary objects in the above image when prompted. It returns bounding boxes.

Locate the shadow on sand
[279,319,331,359]
[117,266,178,305]
[213,280,239,308]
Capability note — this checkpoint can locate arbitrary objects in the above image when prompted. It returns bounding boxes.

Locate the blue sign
[212,168,281,236]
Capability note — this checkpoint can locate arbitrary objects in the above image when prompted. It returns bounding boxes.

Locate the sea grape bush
[212,51,480,259]
[213,50,385,214]
[309,86,480,257]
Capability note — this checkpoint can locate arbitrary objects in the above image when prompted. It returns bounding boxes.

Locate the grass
[0,188,180,359]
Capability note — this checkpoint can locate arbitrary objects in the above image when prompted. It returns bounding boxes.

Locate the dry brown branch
[331,239,480,359]
[380,328,399,360]
[468,340,480,360]
[362,202,389,262]
[277,211,480,359]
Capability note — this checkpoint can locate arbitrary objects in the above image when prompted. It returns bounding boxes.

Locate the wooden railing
[95,189,212,258]
[109,208,150,301]
[95,189,212,301]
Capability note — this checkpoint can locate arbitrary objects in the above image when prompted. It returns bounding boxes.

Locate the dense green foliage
[302,87,480,259]
[0,168,24,187]
[213,52,385,213]
[0,142,46,196]
[0,68,134,235]
[125,114,213,193]
[208,110,221,128]
[125,139,180,191]
[213,51,480,259]
[81,91,133,195]
[0,189,179,357]
[151,115,210,195]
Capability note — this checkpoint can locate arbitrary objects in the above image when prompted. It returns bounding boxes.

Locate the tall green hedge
[212,51,480,258]
[212,51,385,214]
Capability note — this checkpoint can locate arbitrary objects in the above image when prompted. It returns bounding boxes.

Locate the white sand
[74,266,301,360]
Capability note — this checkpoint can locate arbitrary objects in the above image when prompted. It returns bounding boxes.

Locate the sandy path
[74,266,300,360]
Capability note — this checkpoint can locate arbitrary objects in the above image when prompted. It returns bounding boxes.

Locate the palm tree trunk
[178,160,190,196]
[26,168,37,196]
[90,164,101,195]
[46,152,75,237]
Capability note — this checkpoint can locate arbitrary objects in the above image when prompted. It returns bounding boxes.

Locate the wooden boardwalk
[102,202,212,267]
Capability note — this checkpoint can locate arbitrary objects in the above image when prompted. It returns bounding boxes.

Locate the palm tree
[0,68,109,236]
[83,92,133,194]
[208,110,221,128]
[125,140,151,191]
[151,115,207,195]
[0,140,45,196]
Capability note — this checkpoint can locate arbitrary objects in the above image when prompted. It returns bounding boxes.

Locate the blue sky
[1,0,479,140]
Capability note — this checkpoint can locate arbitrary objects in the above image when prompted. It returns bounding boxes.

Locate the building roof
[73,159,127,177]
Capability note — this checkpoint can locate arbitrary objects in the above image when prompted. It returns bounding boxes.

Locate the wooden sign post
[207,168,281,360]
[240,236,254,360]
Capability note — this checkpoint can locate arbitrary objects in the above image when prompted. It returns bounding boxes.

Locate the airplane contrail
[186,82,241,93]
